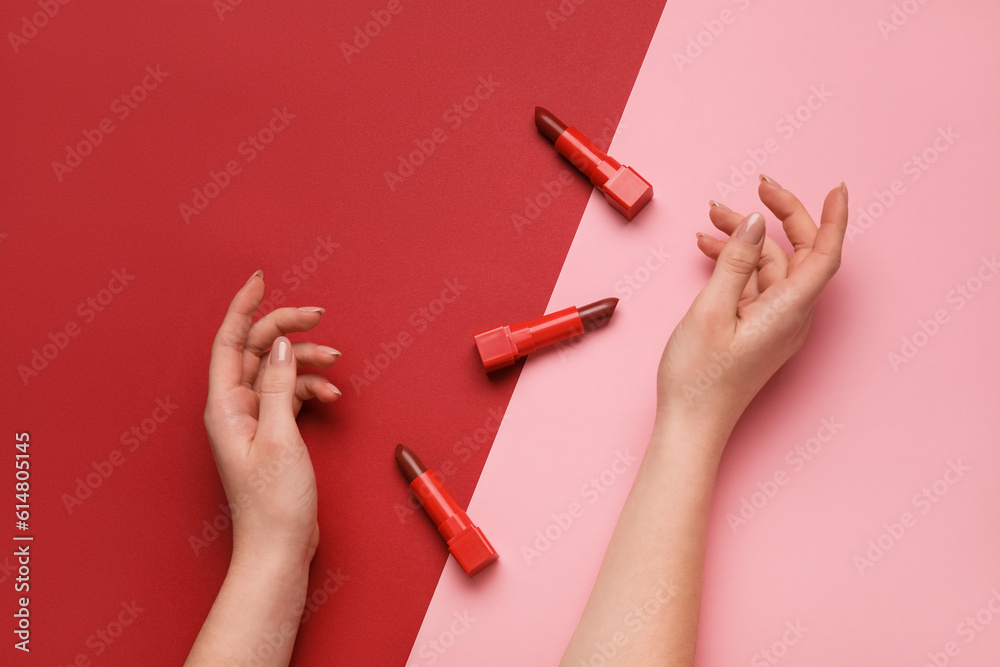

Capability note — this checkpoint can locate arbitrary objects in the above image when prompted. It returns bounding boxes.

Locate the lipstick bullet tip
[535,106,567,143]
[578,297,619,331]
[395,443,426,483]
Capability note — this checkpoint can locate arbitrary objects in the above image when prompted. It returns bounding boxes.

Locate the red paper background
[1,1,665,664]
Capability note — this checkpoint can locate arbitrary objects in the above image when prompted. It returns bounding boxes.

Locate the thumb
[704,212,765,307]
[258,336,298,438]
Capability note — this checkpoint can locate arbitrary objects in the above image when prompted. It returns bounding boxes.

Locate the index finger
[208,271,265,395]
[787,184,849,302]
[759,176,819,262]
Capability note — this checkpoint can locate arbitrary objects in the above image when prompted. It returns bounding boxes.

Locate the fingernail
[736,212,765,244]
[270,336,292,366]
[760,174,781,188]
[840,181,848,203]
[709,200,728,209]
[695,232,710,241]
[298,307,325,314]
[326,383,342,398]
[247,270,263,284]
[317,345,341,358]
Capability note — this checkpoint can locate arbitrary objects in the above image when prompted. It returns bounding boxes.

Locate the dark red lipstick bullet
[535,107,653,220]
[474,297,618,372]
[395,444,498,577]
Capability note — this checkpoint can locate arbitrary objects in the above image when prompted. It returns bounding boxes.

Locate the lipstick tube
[535,107,653,220]
[474,297,618,372]
[395,444,498,577]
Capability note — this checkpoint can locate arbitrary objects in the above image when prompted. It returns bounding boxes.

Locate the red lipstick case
[395,444,498,577]
[535,107,653,220]
[410,470,498,576]
[557,127,653,220]
[474,297,618,372]
[475,307,583,373]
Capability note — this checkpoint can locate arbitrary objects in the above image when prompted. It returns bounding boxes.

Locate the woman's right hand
[655,176,848,448]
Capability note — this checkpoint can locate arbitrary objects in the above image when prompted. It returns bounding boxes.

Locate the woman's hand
[187,272,342,666]
[562,177,848,667]
[203,270,342,565]
[657,176,848,446]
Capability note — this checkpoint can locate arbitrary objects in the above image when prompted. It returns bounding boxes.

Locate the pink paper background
[409,1,1000,665]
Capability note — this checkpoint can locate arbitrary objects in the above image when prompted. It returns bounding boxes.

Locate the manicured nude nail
[840,181,848,203]
[317,345,341,358]
[695,232,711,241]
[736,212,765,244]
[247,269,263,284]
[326,383,342,398]
[709,200,728,209]
[270,337,292,366]
[759,174,781,188]
[298,307,325,314]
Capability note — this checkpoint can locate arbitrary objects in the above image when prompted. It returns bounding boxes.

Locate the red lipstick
[394,444,498,577]
[474,297,618,372]
[535,107,653,221]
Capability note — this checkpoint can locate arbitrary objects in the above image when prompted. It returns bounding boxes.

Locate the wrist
[231,515,319,567]
[229,538,313,589]
[649,406,732,469]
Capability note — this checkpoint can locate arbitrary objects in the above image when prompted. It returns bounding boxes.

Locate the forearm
[186,545,311,666]
[561,413,728,667]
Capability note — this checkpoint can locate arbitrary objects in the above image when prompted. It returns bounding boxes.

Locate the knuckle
[723,252,758,275]
[260,379,290,396]
[218,325,247,351]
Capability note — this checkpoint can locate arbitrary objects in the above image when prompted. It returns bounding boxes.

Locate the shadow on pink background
[409,0,1000,665]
